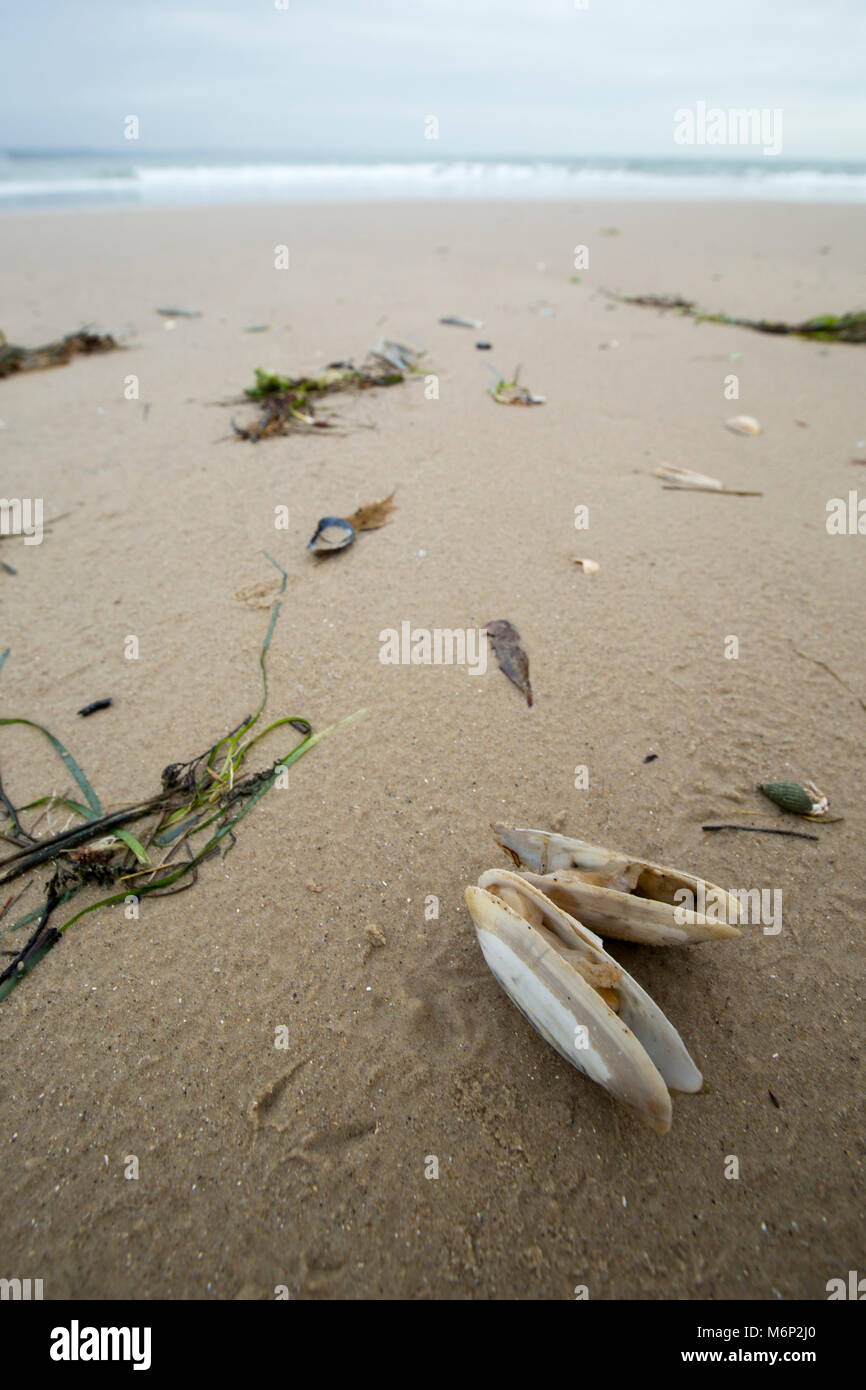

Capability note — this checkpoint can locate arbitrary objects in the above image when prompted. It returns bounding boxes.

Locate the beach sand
[0,199,863,1299]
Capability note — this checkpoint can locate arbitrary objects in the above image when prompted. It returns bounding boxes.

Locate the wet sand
[0,198,864,1299]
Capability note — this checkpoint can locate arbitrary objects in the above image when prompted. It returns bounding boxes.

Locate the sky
[1,0,864,159]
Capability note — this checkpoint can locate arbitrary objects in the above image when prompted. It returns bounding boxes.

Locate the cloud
[0,0,863,156]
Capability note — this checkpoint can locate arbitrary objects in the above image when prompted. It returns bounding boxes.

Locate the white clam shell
[724,414,762,435]
[467,870,703,1135]
[492,824,741,946]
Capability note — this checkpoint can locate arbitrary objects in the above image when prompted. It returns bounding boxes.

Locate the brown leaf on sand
[485,620,533,707]
[343,493,396,532]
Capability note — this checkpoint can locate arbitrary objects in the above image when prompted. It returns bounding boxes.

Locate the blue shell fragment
[307,517,356,553]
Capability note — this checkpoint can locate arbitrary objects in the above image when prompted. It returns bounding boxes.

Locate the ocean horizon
[2,150,866,211]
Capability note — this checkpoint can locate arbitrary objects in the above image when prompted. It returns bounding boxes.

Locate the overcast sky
[1,0,864,159]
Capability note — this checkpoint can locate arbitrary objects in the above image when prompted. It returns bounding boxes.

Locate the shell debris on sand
[307,517,355,554]
[491,823,741,946]
[759,779,830,818]
[725,414,762,435]
[464,868,710,1135]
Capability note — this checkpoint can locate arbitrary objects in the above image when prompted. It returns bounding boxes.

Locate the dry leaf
[485,619,533,707]
[343,493,396,532]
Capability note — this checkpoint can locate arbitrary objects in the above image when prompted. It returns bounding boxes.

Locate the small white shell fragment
[573,557,600,574]
[439,314,482,329]
[725,414,762,435]
[652,465,723,491]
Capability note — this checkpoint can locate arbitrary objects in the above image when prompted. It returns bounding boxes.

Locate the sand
[0,199,863,1300]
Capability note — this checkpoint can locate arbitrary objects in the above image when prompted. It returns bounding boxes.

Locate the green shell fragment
[759,781,821,816]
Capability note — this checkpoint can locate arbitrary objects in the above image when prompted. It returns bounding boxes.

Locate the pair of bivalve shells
[464,825,741,1135]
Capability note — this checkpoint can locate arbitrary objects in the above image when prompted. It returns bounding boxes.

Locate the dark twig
[702,824,819,841]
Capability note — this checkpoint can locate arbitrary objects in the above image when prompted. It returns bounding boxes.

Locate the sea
[2,151,865,211]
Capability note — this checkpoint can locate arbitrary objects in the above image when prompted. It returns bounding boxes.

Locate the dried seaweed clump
[0,329,119,379]
[231,339,424,441]
[614,296,866,344]
[0,559,363,1003]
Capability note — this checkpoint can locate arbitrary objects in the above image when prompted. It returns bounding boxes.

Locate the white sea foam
[1,157,865,209]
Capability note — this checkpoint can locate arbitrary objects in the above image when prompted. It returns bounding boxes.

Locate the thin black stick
[702,824,819,842]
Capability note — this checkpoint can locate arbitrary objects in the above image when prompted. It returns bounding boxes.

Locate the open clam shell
[492,824,741,946]
[466,869,702,1134]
